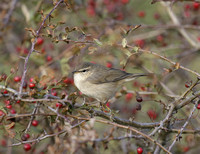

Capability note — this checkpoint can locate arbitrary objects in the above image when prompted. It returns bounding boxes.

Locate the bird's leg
[100,101,112,114]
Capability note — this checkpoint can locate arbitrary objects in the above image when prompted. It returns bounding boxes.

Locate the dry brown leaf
[4,122,15,138]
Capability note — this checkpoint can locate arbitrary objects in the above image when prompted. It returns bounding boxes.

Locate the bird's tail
[124,73,149,82]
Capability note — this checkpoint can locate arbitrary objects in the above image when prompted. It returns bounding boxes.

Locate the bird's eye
[82,69,87,72]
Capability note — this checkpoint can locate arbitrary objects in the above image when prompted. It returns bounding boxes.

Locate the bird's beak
[72,71,76,74]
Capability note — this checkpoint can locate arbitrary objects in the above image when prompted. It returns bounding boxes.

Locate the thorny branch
[168,99,199,151]
[11,120,86,146]
[68,115,172,154]
[18,0,64,99]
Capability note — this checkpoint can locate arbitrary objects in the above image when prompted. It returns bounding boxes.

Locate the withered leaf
[4,122,15,138]
[25,28,36,37]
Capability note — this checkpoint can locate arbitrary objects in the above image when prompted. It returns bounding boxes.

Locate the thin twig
[81,108,160,128]
[1,0,18,29]
[149,104,175,137]
[168,99,198,151]
[136,48,200,77]
[10,120,85,146]
[24,102,39,134]
[70,115,172,154]
[161,2,200,49]
[18,0,64,99]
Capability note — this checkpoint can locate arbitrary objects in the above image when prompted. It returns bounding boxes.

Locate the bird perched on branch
[73,62,148,107]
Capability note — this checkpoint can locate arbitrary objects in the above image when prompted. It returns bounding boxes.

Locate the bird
[72,62,147,105]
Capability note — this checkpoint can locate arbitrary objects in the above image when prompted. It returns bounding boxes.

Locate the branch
[11,120,85,146]
[161,2,200,49]
[82,108,160,128]
[152,0,200,4]
[70,115,172,154]
[149,103,175,136]
[24,102,39,134]
[136,47,200,77]
[18,0,64,99]
[168,99,198,151]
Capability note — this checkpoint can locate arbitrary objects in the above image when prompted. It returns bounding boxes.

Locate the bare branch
[168,99,198,151]
[18,0,64,99]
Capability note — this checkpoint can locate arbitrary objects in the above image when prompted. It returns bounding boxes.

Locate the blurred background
[0,0,200,153]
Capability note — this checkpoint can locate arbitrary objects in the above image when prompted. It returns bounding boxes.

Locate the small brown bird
[73,62,147,104]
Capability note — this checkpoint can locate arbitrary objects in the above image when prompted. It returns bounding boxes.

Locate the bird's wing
[87,68,131,84]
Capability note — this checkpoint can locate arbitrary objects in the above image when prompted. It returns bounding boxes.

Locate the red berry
[116,12,124,20]
[133,81,140,87]
[193,2,200,10]
[185,81,192,88]
[1,74,7,80]
[32,120,38,126]
[16,100,21,104]
[184,11,190,18]
[183,146,189,152]
[56,103,63,108]
[63,78,74,84]
[135,40,145,48]
[140,86,146,91]
[154,13,160,20]
[29,83,36,89]
[1,139,7,146]
[46,55,53,62]
[121,0,129,4]
[4,100,10,105]
[3,90,8,94]
[29,78,34,83]
[138,11,145,18]
[51,91,57,96]
[24,143,31,151]
[137,147,143,154]
[197,104,200,109]
[37,37,44,45]
[184,4,191,11]
[90,61,96,64]
[14,76,21,82]
[6,105,12,109]
[87,7,96,17]
[197,36,200,42]
[23,48,29,54]
[89,0,96,8]
[10,109,16,114]
[106,102,110,107]
[24,133,30,139]
[41,47,45,53]
[106,62,112,68]
[157,35,164,42]
[136,96,143,102]
[16,46,21,53]
[0,110,5,116]
[147,109,157,120]
[125,93,133,101]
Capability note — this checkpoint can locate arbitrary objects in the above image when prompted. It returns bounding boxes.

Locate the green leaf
[132,46,139,53]
[122,38,127,48]
[123,49,132,57]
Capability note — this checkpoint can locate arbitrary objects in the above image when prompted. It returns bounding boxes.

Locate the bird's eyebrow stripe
[79,67,90,72]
